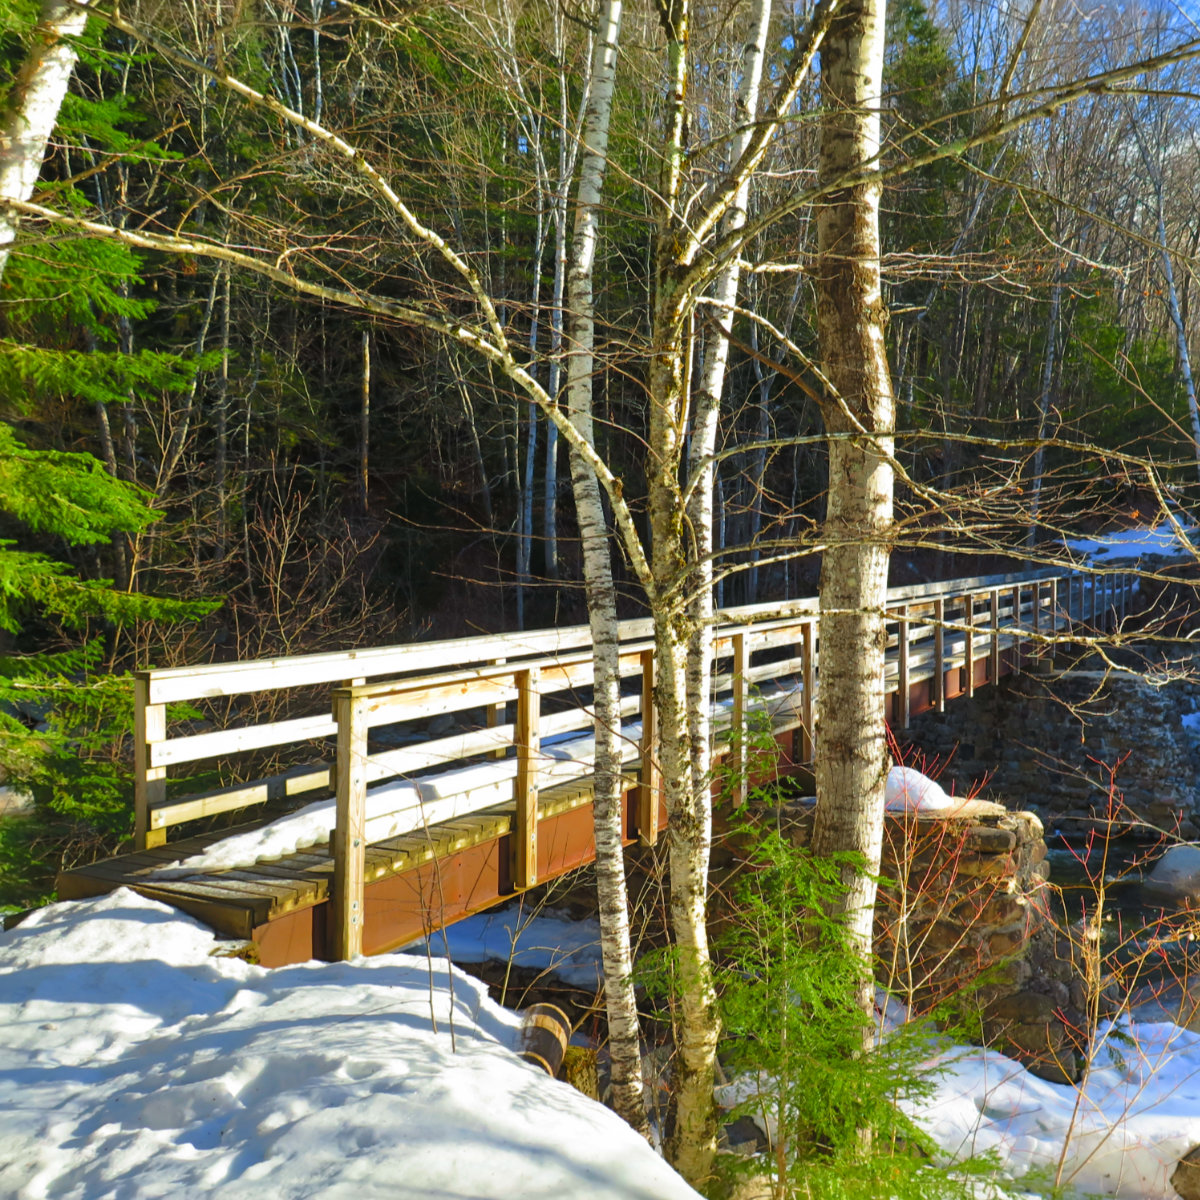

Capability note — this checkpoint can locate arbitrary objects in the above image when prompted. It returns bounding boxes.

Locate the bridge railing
[133,567,1134,880]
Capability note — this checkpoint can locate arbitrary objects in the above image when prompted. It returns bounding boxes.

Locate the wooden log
[134,675,167,851]
[333,690,369,960]
[638,649,659,845]
[519,1003,571,1077]
[513,667,540,890]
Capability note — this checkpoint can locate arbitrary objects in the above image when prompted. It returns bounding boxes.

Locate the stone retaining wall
[778,797,1087,1081]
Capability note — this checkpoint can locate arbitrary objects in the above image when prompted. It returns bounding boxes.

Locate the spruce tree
[0,6,213,910]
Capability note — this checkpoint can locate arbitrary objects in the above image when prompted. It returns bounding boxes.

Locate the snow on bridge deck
[57,568,1132,966]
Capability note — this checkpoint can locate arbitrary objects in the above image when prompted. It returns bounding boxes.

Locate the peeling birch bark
[810,0,896,1039]
[0,0,93,282]
[563,0,649,1140]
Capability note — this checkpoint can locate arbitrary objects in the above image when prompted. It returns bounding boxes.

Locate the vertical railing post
[1011,585,1022,676]
[514,667,541,890]
[637,649,659,844]
[801,620,816,760]
[933,597,945,712]
[486,657,507,758]
[333,686,369,960]
[1031,579,1041,660]
[730,632,748,806]
[989,588,1001,682]
[965,593,975,698]
[895,605,910,727]
[1049,577,1059,663]
[133,673,167,851]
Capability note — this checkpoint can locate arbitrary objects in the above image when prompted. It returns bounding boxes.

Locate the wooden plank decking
[59,775,653,964]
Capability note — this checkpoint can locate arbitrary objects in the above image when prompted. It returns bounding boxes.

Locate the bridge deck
[59,776,616,964]
[57,568,1131,966]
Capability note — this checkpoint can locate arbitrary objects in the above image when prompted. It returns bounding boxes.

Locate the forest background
[2,0,1200,1182]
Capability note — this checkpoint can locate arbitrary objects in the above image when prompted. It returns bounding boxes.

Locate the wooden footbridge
[58,568,1133,967]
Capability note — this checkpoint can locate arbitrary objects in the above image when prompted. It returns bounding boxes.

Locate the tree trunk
[563,0,649,1141]
[810,0,895,1041]
[1150,176,1200,481]
[1027,273,1062,548]
[686,0,771,805]
[0,0,92,283]
[646,0,721,1180]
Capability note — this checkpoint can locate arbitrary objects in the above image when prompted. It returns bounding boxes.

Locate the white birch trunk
[685,0,772,806]
[1131,119,1200,480]
[563,0,649,1139]
[810,0,895,1039]
[646,0,722,1179]
[1027,275,1061,548]
[0,0,93,282]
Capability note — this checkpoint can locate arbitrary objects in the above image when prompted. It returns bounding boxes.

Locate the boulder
[1173,1145,1200,1200]
[1144,844,1200,903]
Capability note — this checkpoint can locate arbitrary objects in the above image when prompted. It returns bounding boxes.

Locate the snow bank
[885,765,961,813]
[0,890,700,1200]
[1068,518,1197,562]
[916,1021,1200,1198]
[714,1003,1200,1198]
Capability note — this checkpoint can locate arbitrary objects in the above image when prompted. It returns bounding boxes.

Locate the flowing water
[1044,831,1200,1025]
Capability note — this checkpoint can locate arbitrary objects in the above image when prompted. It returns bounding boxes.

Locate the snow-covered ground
[1067,516,1198,562]
[5,888,1200,1198]
[417,907,605,991]
[437,902,1200,1198]
[911,1019,1200,1198]
[0,890,700,1200]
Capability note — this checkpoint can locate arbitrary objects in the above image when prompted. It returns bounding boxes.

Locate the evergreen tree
[0,6,213,909]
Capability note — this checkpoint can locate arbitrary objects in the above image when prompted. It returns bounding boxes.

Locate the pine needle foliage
[0,421,212,909]
[0,45,214,906]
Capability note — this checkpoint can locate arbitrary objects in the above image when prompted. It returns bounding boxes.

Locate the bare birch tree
[561,0,650,1139]
[808,0,894,1031]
